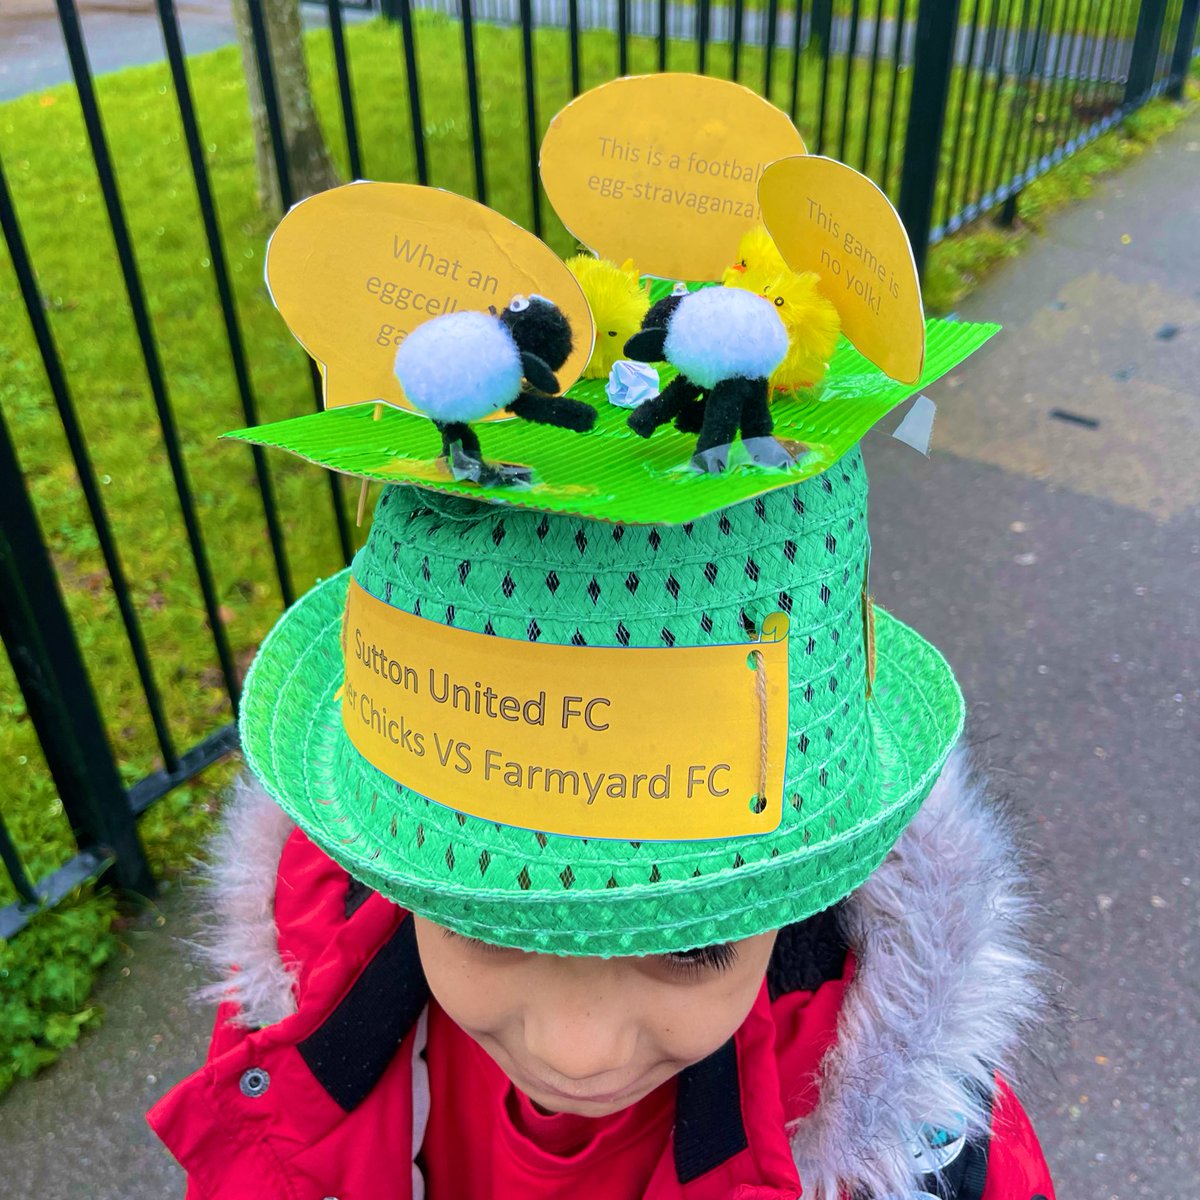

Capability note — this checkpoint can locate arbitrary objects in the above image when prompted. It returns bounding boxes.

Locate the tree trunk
[233,0,342,214]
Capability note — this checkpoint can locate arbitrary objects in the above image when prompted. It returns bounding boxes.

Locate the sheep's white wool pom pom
[664,286,788,390]
[394,311,523,423]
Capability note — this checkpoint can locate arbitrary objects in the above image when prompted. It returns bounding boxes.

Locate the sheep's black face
[502,298,573,370]
[641,293,684,331]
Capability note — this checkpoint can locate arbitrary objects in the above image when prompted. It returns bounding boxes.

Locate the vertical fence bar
[858,0,887,173]
[519,0,543,235]
[1017,0,1050,181]
[732,0,746,79]
[1054,0,1089,145]
[1037,0,1077,168]
[1125,0,1169,102]
[698,0,711,72]
[970,0,1013,211]
[897,0,964,271]
[659,0,669,71]
[327,0,364,179]
[941,0,985,227]
[1030,0,1064,172]
[1097,0,1128,109]
[789,0,806,121]
[1154,0,1181,81]
[0,814,39,909]
[1022,2,1051,178]
[1076,0,1108,118]
[394,0,430,183]
[0,146,179,768]
[618,0,629,75]
[811,0,833,53]
[814,0,834,151]
[569,0,583,94]
[960,0,1008,218]
[992,0,1035,208]
[1089,0,1115,111]
[838,0,862,162]
[245,0,354,567]
[0,408,155,900]
[54,0,242,709]
[460,0,489,201]
[245,0,296,207]
[764,0,780,97]
[1168,0,1200,96]
[879,0,909,196]
[155,0,295,612]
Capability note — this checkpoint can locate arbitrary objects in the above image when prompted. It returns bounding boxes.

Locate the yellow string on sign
[752,646,768,809]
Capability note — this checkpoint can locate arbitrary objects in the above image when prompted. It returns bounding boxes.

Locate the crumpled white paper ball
[605,360,661,409]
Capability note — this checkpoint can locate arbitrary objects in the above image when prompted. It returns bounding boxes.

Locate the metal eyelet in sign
[239,1067,270,1098]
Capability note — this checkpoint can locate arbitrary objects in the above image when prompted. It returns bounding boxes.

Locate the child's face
[413,915,777,1117]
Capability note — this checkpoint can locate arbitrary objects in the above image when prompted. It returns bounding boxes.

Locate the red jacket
[149,751,1056,1200]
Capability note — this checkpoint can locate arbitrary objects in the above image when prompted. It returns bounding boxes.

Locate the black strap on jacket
[297,911,430,1112]
[673,1037,749,1183]
[673,907,851,1184]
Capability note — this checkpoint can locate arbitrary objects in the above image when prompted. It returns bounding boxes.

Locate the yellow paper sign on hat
[266,181,595,411]
[759,156,925,383]
[540,74,807,282]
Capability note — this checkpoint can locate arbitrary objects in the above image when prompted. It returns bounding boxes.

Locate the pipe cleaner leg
[439,421,481,460]
[438,421,487,482]
[627,375,701,439]
[691,379,748,473]
[739,378,798,468]
[508,392,597,432]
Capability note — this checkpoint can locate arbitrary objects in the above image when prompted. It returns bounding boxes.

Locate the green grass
[0,10,1191,1090]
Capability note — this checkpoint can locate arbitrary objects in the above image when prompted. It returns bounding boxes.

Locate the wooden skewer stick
[355,403,386,528]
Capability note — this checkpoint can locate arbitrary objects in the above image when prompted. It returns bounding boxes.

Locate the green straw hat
[239,444,963,956]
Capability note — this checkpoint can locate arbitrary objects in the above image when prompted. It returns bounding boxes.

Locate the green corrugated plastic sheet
[223,316,999,525]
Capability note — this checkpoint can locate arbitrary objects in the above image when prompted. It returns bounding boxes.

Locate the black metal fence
[0,0,1196,938]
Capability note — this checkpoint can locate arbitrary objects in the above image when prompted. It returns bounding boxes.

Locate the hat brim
[240,570,964,956]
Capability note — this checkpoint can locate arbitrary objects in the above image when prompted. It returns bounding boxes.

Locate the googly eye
[774,296,785,307]
[671,281,689,296]
[508,295,530,312]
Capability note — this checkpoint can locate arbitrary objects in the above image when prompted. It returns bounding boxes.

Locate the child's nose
[523,990,639,1082]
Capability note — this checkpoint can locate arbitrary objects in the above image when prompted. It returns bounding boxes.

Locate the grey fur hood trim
[194,745,1043,1198]
[788,749,1044,1199]
[191,772,299,1027]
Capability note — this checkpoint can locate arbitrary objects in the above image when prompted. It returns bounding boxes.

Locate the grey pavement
[883,108,1200,1194]
[2,109,1199,1200]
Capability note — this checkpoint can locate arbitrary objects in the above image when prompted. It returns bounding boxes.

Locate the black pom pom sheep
[624,285,796,473]
[394,295,597,485]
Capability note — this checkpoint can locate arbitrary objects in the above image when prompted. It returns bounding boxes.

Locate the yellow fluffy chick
[721,225,787,287]
[748,265,842,392]
[565,255,651,379]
